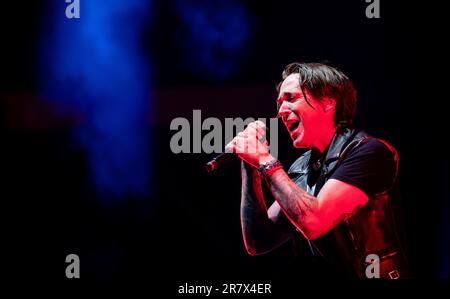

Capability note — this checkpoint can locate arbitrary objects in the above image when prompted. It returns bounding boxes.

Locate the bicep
[313,178,369,237]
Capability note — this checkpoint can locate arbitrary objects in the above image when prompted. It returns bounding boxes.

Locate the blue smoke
[39,0,152,199]
[174,0,252,80]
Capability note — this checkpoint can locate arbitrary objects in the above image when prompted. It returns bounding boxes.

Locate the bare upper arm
[266,177,369,240]
[310,178,369,239]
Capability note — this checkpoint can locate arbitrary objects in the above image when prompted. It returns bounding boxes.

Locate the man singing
[226,62,409,279]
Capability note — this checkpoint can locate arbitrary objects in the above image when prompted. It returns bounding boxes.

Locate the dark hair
[278,62,357,132]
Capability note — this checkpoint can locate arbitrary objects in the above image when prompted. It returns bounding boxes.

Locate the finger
[231,141,240,154]
[226,136,236,148]
[235,137,249,154]
[232,136,243,151]
[234,143,244,154]
[226,136,240,153]
[254,120,266,129]
[253,140,264,154]
[248,123,266,140]
[248,120,266,130]
[243,126,257,137]
[237,132,247,138]
[224,143,233,153]
[248,120,265,126]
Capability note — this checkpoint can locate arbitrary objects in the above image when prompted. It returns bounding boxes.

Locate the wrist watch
[258,158,283,177]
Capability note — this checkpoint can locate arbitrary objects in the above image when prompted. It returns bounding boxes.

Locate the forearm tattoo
[266,170,318,223]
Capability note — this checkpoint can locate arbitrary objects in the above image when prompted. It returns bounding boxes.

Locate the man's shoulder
[347,134,398,160]
[338,132,399,179]
[286,130,398,174]
[331,133,400,196]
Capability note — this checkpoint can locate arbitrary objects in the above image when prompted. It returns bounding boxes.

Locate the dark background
[1,0,447,292]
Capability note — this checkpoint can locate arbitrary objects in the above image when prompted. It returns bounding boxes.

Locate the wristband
[258,159,283,177]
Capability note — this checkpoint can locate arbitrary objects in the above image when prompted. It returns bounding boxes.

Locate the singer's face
[277,74,333,149]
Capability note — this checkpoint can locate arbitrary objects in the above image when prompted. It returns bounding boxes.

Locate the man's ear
[322,97,336,112]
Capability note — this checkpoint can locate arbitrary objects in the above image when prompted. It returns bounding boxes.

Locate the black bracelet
[258,159,283,177]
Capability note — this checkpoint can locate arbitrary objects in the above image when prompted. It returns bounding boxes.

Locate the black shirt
[330,138,397,197]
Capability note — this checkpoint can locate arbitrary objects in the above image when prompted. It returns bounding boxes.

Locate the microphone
[205,152,237,173]
[205,126,270,173]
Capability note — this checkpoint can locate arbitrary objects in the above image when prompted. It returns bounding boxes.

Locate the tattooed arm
[265,169,369,240]
[240,162,294,255]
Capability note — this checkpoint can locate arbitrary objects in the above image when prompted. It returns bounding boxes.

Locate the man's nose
[278,101,291,118]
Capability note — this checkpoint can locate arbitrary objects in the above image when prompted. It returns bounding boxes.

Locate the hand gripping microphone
[205,126,269,173]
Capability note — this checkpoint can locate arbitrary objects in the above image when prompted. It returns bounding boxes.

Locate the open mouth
[287,120,300,133]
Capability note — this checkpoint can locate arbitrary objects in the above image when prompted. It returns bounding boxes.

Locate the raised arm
[230,121,368,251]
[265,170,368,240]
[240,162,293,255]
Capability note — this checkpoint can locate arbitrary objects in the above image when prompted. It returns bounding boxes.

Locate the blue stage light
[39,0,153,199]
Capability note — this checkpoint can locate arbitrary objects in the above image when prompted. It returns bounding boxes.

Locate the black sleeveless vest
[287,129,410,279]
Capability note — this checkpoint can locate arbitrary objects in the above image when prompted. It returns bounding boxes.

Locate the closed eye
[286,95,300,102]
[277,92,302,107]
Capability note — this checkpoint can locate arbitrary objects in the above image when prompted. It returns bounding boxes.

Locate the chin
[293,141,305,149]
[292,136,306,149]
[291,129,307,148]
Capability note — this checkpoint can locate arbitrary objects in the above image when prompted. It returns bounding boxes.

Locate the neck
[311,126,337,156]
